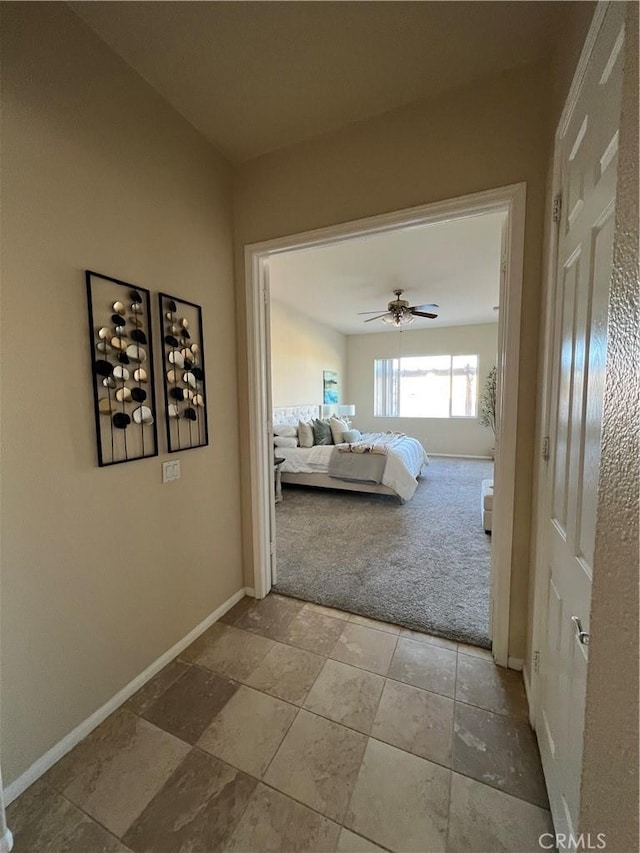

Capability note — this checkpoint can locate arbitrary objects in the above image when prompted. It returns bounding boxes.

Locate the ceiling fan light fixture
[365,290,437,327]
[381,309,414,327]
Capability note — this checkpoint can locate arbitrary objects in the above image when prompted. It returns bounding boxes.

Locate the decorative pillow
[342,429,362,444]
[297,420,314,448]
[273,423,297,438]
[329,416,350,444]
[313,418,333,445]
[274,436,298,448]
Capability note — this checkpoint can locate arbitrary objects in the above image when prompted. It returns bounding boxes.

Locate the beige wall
[549,1,598,123]
[580,2,639,846]
[234,59,554,658]
[347,324,497,456]
[270,300,347,408]
[0,4,242,786]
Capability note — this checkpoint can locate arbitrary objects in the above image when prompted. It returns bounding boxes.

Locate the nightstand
[274,456,285,503]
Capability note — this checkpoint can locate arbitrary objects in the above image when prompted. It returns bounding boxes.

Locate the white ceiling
[70,2,565,162]
[268,211,504,335]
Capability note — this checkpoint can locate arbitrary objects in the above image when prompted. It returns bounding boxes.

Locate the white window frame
[373,354,480,419]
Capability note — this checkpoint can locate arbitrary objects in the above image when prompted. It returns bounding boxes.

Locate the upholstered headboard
[273,405,320,425]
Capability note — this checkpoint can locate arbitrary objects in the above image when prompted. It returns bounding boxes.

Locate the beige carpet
[274,457,493,647]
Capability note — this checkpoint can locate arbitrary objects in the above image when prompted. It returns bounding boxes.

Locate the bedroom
[267,210,502,650]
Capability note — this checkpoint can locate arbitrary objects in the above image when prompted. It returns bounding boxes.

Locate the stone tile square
[457,643,493,660]
[345,738,449,853]
[195,625,273,681]
[303,601,351,620]
[141,664,238,744]
[180,623,222,661]
[8,779,126,853]
[122,748,256,853]
[264,709,367,822]
[226,783,340,852]
[126,660,191,716]
[198,685,297,777]
[348,613,401,634]
[400,628,457,651]
[388,638,457,697]
[234,594,303,640]
[246,641,324,705]
[330,623,397,676]
[187,623,274,681]
[282,609,348,655]
[453,702,549,808]
[372,679,454,766]
[456,653,528,720]
[447,772,553,852]
[303,659,384,734]
[219,596,256,625]
[337,828,387,852]
[43,710,189,837]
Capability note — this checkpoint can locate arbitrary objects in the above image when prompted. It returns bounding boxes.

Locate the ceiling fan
[359,289,439,327]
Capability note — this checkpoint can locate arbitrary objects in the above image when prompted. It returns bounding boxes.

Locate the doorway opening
[268,217,502,647]
[244,184,526,666]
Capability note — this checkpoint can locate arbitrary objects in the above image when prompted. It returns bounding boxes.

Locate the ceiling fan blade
[364,313,390,323]
[358,310,387,315]
[410,309,439,319]
[411,303,439,312]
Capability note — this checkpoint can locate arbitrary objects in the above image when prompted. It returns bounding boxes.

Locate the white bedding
[278,433,428,501]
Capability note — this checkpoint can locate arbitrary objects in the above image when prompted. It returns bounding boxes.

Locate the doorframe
[527,0,611,725]
[244,182,527,666]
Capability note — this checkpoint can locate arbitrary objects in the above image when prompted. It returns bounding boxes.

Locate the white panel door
[538,4,625,837]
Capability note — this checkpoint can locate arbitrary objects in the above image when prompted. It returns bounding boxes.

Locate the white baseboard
[523,662,532,700]
[428,453,493,460]
[507,656,524,671]
[4,587,247,806]
[522,663,536,728]
[0,828,13,853]
[244,586,256,597]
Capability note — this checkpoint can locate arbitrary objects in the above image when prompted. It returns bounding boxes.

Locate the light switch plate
[162,460,181,483]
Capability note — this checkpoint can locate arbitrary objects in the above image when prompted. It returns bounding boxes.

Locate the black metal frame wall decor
[86,270,159,466]
[158,292,209,452]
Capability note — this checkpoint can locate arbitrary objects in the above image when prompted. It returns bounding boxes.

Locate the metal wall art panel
[158,292,209,452]
[86,270,159,466]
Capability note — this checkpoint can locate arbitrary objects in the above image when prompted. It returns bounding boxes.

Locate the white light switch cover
[162,460,181,483]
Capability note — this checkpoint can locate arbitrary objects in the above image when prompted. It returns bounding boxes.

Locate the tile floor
[8,594,553,852]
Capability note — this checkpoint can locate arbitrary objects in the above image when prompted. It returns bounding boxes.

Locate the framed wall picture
[158,293,209,452]
[323,369,339,404]
[86,270,159,466]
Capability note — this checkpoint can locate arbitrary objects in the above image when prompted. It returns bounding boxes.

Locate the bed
[273,405,428,502]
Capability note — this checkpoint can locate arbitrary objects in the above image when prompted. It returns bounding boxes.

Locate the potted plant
[479,366,497,457]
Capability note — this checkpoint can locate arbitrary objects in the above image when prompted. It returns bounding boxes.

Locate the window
[374,354,479,418]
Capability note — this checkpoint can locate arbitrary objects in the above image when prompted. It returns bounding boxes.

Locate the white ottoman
[481,479,494,534]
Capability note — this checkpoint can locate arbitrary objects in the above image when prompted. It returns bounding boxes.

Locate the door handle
[571,615,590,646]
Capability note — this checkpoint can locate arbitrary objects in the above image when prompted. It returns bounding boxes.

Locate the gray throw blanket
[328,446,387,484]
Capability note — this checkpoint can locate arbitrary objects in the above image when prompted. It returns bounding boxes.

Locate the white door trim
[243,182,527,666]
[244,252,273,600]
[0,766,12,853]
[528,0,611,727]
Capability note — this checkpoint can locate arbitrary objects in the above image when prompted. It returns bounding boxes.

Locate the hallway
[9,595,551,852]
